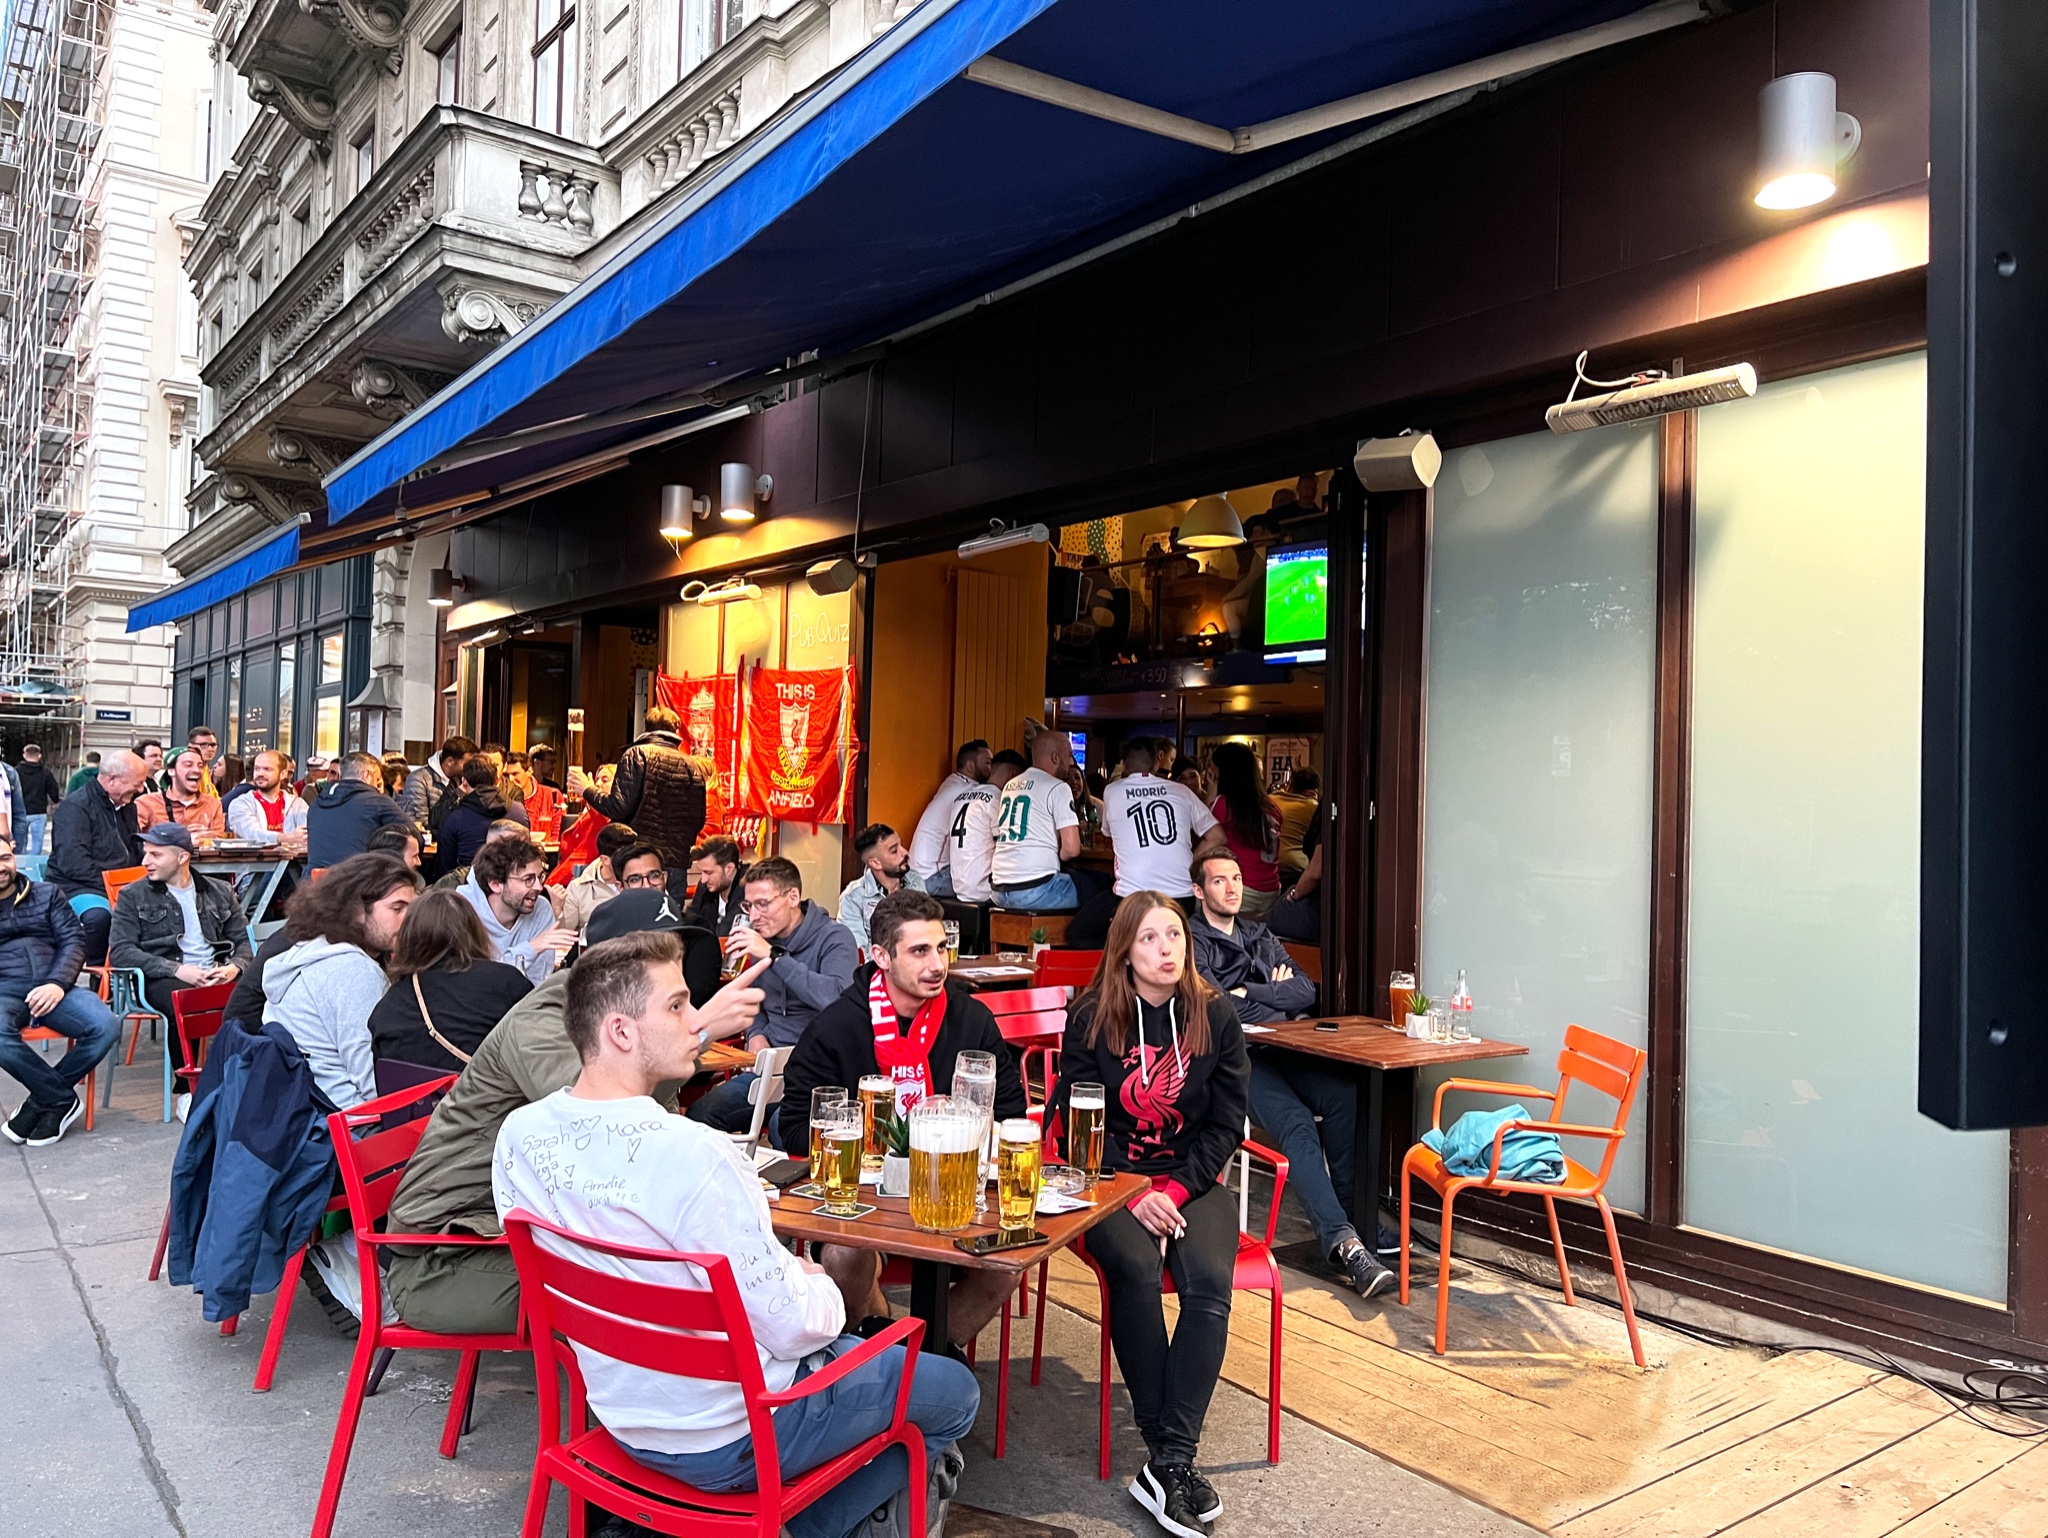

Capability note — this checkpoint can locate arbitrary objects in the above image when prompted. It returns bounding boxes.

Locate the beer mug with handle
[908,1096,982,1233]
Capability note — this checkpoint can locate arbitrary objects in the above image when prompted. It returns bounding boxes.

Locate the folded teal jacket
[1422,1102,1566,1184]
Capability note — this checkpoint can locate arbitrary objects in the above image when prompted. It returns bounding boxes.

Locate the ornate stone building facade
[180,0,916,750]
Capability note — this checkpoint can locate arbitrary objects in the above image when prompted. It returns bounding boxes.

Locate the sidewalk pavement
[3,1049,1541,1538]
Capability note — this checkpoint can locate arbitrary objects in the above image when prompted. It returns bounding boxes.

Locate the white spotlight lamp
[720,462,772,522]
[1755,72,1861,211]
[659,484,708,543]
[426,566,460,607]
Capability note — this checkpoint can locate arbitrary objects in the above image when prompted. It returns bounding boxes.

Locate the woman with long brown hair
[1208,741,1282,917]
[367,888,532,1072]
[1045,891,1249,1538]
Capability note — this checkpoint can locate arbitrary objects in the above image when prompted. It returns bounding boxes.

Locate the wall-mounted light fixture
[1353,431,1443,491]
[681,577,762,605]
[1175,496,1246,550]
[720,462,773,522]
[427,566,463,607]
[1756,72,1861,211]
[660,484,709,544]
[959,520,1049,559]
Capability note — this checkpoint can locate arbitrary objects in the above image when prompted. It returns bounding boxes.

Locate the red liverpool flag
[739,665,859,823]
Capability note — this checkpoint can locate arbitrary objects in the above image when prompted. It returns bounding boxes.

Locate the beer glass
[808,1086,849,1185]
[952,1049,998,1212]
[720,912,754,984]
[858,1074,896,1175]
[817,1106,865,1217]
[908,1096,981,1233]
[1068,1082,1106,1189]
[942,920,961,965]
[996,1118,1042,1236]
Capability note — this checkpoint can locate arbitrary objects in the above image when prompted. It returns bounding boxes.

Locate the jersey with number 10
[1102,773,1218,897]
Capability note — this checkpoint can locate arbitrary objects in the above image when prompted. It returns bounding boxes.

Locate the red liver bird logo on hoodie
[1120,1038,1187,1160]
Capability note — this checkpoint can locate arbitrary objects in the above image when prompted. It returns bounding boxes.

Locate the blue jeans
[685,1070,785,1147]
[625,1340,980,1538]
[991,873,1076,912]
[22,814,46,855]
[1248,1051,1360,1256]
[924,868,955,899]
[0,980,120,1112]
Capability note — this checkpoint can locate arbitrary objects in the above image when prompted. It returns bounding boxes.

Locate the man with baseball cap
[110,824,254,1113]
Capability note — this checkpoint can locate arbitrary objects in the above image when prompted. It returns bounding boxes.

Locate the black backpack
[427,774,463,835]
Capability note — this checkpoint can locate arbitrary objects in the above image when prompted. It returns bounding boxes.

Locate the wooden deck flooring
[1025,1247,2048,1535]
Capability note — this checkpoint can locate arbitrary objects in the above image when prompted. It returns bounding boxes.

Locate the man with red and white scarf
[779,888,1028,1354]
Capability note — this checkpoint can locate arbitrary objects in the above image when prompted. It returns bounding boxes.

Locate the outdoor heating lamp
[720,462,773,522]
[1755,72,1861,210]
[660,483,708,544]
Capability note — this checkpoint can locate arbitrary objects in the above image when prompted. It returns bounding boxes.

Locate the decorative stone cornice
[349,357,453,420]
[266,426,361,477]
[439,283,547,346]
[218,471,322,525]
[296,0,405,73]
[248,69,336,150]
[267,260,344,357]
[356,165,436,280]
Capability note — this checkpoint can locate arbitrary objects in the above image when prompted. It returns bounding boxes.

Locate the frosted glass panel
[1685,352,2006,1301]
[1421,425,1658,1211]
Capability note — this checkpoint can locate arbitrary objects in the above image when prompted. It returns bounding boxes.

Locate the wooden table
[697,1038,756,1074]
[1248,1017,1528,1253]
[948,956,1041,993]
[772,1171,1146,1354]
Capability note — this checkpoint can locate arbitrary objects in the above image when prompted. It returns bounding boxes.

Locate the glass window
[1684,352,2006,1300]
[320,631,344,686]
[225,656,243,757]
[320,562,347,617]
[531,0,577,135]
[1420,424,1659,1211]
[353,123,376,195]
[677,0,726,78]
[316,694,342,759]
[246,582,274,638]
[243,651,275,754]
[278,640,296,759]
[435,27,462,104]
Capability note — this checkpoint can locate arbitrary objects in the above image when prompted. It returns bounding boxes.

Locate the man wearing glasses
[459,836,578,984]
[686,856,857,1138]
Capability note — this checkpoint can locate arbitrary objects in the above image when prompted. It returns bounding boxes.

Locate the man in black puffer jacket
[0,831,120,1146]
[306,751,408,869]
[430,757,528,880]
[45,749,146,962]
[572,706,710,870]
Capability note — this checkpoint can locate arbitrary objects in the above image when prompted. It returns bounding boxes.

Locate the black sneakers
[1132,1461,1216,1538]
[14,1094,84,1148]
[2,1100,41,1145]
[1335,1238,1396,1299]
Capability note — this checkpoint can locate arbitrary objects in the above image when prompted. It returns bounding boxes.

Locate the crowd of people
[1,714,1366,1538]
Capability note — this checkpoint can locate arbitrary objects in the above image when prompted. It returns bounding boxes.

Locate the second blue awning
[125,522,302,634]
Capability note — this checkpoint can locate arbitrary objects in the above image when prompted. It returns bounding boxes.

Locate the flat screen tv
[1262,542,1328,663]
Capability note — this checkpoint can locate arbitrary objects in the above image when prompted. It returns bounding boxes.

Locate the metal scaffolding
[0,0,105,746]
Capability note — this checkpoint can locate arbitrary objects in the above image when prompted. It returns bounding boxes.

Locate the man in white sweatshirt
[494,930,979,1538]
[459,836,576,985]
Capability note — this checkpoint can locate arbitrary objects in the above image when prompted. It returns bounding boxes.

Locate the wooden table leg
[909,1258,954,1354]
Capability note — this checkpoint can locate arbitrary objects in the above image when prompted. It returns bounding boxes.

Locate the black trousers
[1084,1179,1236,1466]
[78,906,111,966]
[143,977,195,1073]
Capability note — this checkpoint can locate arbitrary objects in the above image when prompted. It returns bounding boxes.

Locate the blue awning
[326,0,1688,525]
[125,522,301,633]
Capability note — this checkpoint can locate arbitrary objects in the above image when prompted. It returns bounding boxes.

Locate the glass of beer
[908,1096,981,1233]
[817,1106,865,1217]
[942,920,961,965]
[1068,1082,1107,1189]
[952,1049,998,1212]
[858,1074,896,1176]
[720,914,754,984]
[808,1086,849,1185]
[997,1118,1042,1236]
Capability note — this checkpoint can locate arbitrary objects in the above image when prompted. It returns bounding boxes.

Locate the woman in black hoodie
[1046,891,1249,1538]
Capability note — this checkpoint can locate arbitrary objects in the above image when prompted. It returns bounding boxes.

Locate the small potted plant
[879,1110,911,1198]
[1029,925,1051,960]
[1405,992,1432,1039]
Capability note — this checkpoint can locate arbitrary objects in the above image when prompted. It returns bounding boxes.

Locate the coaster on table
[810,1202,878,1221]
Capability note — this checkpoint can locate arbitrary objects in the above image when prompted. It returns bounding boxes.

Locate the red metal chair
[979,986,1068,1107]
[1031,948,1102,992]
[1038,1137,1290,1476]
[505,1208,929,1538]
[1399,1023,1649,1368]
[146,983,237,1287]
[311,1076,525,1538]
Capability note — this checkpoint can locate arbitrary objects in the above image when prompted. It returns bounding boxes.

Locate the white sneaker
[174,1092,191,1123]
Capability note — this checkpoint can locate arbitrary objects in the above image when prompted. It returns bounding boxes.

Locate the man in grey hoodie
[458,836,576,985]
[261,854,425,1109]
[686,855,857,1137]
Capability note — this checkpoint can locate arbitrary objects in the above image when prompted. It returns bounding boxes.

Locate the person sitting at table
[384,891,762,1335]
[367,889,532,1074]
[1044,891,1249,1538]
[779,889,1028,1351]
[225,750,308,848]
[1207,742,1282,919]
[364,821,423,873]
[109,823,253,1113]
[836,822,924,953]
[1070,738,1227,950]
[942,750,1022,908]
[495,929,977,1538]
[0,830,121,1149]
[682,834,742,938]
[552,822,642,939]
[1270,768,1321,884]
[907,739,992,897]
[459,835,575,986]
[306,751,407,870]
[45,748,147,964]
[432,756,528,880]
[1187,850,1392,1300]
[261,853,423,1109]
[134,748,225,841]
[687,856,858,1136]
[989,729,1085,913]
[395,734,475,836]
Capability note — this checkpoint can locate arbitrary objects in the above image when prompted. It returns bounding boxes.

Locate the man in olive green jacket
[383,894,765,1334]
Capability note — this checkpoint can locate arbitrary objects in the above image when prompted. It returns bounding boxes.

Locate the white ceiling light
[959,521,1049,559]
[1176,496,1246,550]
[1755,72,1861,211]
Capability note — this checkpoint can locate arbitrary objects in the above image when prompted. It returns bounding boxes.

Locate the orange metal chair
[1399,1023,1649,1367]
[98,866,169,1091]
[18,1025,97,1130]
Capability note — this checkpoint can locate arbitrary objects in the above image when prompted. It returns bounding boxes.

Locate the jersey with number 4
[946,784,1002,902]
[1102,774,1218,897]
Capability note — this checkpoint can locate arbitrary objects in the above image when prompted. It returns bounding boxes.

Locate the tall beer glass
[996,1118,1042,1236]
[858,1074,896,1175]
[952,1049,997,1211]
[908,1096,981,1233]
[808,1086,848,1185]
[817,1106,865,1217]
[1068,1082,1106,1189]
